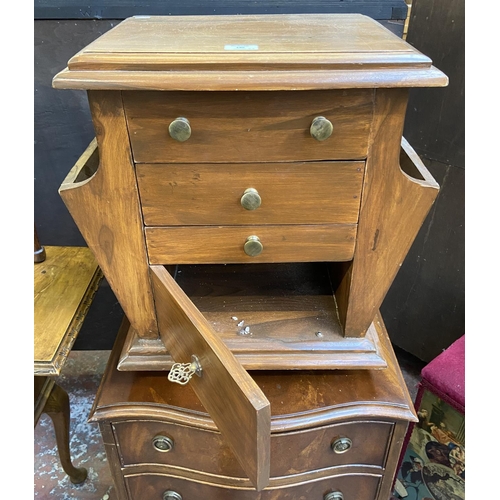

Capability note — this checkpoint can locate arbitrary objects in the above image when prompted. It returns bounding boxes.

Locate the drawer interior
[162,261,383,368]
[170,261,341,340]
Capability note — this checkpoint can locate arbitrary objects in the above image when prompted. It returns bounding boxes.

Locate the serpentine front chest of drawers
[53,13,447,493]
[90,314,417,500]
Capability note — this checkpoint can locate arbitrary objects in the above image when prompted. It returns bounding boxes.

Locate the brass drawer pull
[152,435,174,453]
[163,491,182,500]
[244,235,263,257]
[324,492,344,500]
[240,188,262,210]
[169,117,191,142]
[310,116,333,141]
[168,355,202,385]
[331,437,352,454]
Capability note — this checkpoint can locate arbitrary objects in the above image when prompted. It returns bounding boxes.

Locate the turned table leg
[41,379,88,484]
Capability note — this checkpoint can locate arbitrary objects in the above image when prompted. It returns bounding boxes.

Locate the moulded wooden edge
[116,319,388,372]
[52,66,448,91]
[34,264,103,376]
[90,400,416,432]
[67,52,432,72]
[119,463,384,490]
[90,313,417,430]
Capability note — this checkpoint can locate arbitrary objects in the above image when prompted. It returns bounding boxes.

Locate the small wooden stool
[34,242,102,484]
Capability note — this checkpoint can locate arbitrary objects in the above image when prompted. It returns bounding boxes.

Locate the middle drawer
[137,161,365,226]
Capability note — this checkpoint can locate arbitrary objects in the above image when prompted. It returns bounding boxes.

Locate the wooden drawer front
[123,90,373,163]
[271,421,393,477]
[114,420,391,476]
[145,225,356,264]
[137,162,364,226]
[115,421,247,476]
[125,472,381,500]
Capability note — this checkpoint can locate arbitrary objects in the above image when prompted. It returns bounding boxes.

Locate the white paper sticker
[224,44,259,51]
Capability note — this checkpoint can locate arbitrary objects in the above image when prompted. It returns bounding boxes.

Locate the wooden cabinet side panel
[59,90,158,339]
[376,421,409,500]
[336,88,439,337]
[99,422,129,500]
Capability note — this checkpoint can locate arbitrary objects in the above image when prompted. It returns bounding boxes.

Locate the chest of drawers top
[54,13,447,91]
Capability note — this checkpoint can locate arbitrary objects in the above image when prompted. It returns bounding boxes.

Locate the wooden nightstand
[52,14,447,492]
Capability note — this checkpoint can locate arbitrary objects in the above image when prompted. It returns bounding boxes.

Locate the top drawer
[123,90,374,163]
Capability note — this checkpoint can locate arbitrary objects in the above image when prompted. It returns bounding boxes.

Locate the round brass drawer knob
[244,235,263,257]
[169,117,191,142]
[331,437,352,454]
[324,492,344,500]
[152,435,174,453]
[163,491,182,500]
[310,116,333,141]
[241,188,262,210]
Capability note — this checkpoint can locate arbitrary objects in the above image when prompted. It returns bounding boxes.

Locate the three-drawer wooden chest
[53,13,447,495]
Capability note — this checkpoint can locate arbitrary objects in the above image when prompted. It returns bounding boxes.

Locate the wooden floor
[33,348,424,499]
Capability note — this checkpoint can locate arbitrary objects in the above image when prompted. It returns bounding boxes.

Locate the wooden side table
[34,245,102,484]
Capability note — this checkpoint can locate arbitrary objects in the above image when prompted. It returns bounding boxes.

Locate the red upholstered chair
[393,336,465,499]
[419,335,465,414]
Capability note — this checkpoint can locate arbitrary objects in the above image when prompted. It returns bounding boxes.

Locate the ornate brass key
[168,355,202,385]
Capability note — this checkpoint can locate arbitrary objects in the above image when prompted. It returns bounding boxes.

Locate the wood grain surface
[66,14,423,70]
[143,263,385,370]
[150,265,271,490]
[117,321,386,371]
[137,161,364,226]
[34,246,101,375]
[91,313,416,426]
[335,91,440,337]
[114,418,393,477]
[145,225,356,264]
[52,14,448,91]
[58,92,159,340]
[90,312,415,495]
[124,90,373,163]
[124,471,381,499]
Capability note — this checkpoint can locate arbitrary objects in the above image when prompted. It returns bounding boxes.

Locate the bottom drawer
[125,473,382,500]
[145,224,356,264]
